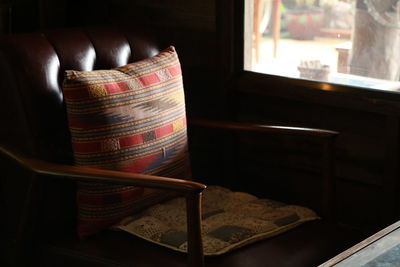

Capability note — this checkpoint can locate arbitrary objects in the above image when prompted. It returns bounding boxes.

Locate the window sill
[233,71,400,116]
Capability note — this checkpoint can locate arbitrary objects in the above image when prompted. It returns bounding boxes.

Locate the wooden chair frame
[1,119,338,267]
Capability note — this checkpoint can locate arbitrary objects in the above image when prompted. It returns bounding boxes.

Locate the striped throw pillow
[62,46,190,238]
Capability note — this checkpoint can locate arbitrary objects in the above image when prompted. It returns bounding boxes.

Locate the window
[244,0,400,91]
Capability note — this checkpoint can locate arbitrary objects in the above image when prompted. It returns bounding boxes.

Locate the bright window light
[244,0,400,91]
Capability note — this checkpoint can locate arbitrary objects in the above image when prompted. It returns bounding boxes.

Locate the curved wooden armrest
[0,146,206,194]
[188,118,337,222]
[188,118,339,139]
[1,146,206,267]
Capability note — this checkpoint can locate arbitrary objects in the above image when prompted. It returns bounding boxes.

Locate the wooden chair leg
[186,192,204,267]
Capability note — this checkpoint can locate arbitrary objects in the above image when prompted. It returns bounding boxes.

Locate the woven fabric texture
[115,186,319,255]
[62,46,190,238]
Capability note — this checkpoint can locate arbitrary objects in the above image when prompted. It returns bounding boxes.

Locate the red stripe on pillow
[155,124,174,138]
[119,134,144,148]
[105,82,131,94]
[168,64,182,77]
[138,73,160,86]
[73,134,144,154]
[72,118,185,153]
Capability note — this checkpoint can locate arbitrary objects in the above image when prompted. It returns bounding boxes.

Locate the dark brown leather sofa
[0,26,364,267]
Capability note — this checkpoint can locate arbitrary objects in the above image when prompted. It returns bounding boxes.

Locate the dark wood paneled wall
[237,91,390,232]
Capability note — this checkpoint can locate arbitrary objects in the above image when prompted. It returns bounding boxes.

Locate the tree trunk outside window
[350,0,400,81]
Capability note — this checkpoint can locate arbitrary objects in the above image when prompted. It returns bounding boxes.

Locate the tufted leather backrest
[0,26,163,240]
[0,27,161,164]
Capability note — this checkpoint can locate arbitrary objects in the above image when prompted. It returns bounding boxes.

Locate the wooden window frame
[217,0,400,115]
